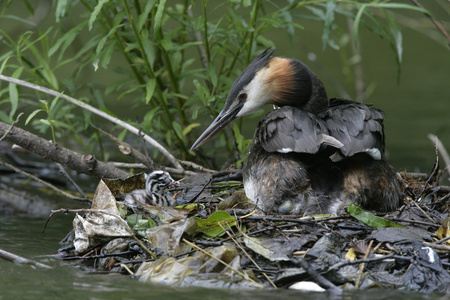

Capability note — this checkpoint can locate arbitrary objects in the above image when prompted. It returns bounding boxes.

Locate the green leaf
[322,0,336,51]
[172,121,183,140]
[153,0,166,38]
[25,109,45,125]
[207,63,217,88]
[39,119,51,126]
[353,4,368,45]
[127,214,157,237]
[376,3,431,15]
[55,0,69,22]
[137,0,157,31]
[141,30,155,69]
[89,0,109,31]
[48,21,87,57]
[348,204,404,230]
[49,92,64,114]
[384,10,402,63]
[8,67,23,119]
[182,123,201,136]
[145,78,156,103]
[194,211,236,237]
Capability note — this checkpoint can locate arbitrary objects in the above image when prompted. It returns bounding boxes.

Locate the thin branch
[328,253,396,272]
[0,158,90,202]
[0,248,52,269]
[224,223,277,288]
[92,124,154,170]
[292,258,341,292]
[0,121,130,179]
[0,75,183,170]
[428,134,450,180]
[182,238,257,283]
[410,0,450,42]
[0,112,23,142]
[179,160,216,173]
[355,239,373,289]
[56,163,89,199]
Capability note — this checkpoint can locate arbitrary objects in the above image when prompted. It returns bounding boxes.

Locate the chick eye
[238,93,247,101]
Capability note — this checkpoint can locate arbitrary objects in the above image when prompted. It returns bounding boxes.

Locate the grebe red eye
[238,93,247,101]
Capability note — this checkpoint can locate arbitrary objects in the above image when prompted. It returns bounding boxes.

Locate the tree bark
[0,121,129,179]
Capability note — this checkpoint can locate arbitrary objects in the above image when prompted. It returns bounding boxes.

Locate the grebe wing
[323,99,385,159]
[257,106,343,154]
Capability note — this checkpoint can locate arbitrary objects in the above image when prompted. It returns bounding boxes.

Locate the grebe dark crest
[191,48,401,215]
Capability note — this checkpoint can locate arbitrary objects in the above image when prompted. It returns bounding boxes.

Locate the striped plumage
[123,171,179,207]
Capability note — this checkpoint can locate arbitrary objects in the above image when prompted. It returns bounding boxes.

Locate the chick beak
[190,101,244,150]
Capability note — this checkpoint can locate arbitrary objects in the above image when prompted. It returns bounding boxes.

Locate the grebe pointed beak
[190,101,245,150]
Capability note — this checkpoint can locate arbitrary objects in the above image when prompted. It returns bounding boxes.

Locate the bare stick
[224,223,277,288]
[0,121,130,179]
[0,158,90,202]
[292,258,341,292]
[428,134,450,179]
[182,238,257,283]
[355,240,373,289]
[0,248,52,269]
[56,163,89,199]
[0,75,182,170]
[92,124,154,170]
[410,0,450,42]
[0,113,23,142]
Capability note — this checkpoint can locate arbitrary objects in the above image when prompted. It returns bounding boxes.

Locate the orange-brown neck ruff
[264,57,298,106]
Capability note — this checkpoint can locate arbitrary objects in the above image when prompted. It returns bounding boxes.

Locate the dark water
[0,217,446,300]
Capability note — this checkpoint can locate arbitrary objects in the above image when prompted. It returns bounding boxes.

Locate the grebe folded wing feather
[257,106,343,154]
[323,99,385,158]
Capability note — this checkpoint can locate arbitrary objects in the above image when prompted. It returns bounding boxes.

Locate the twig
[390,218,439,228]
[223,223,277,288]
[328,253,395,272]
[182,238,257,283]
[179,160,216,173]
[292,258,341,292]
[434,235,450,245]
[355,239,373,289]
[0,248,52,269]
[0,75,183,170]
[44,208,131,233]
[242,215,314,225]
[161,166,201,177]
[410,0,450,42]
[92,124,154,170]
[56,163,89,200]
[186,8,209,71]
[0,121,130,179]
[132,235,156,259]
[0,112,23,142]
[120,263,135,276]
[0,158,90,202]
[424,242,450,252]
[428,134,450,179]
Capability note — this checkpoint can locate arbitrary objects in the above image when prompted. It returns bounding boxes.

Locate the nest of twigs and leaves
[53,162,450,293]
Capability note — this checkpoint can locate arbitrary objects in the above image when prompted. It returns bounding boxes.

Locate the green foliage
[0,0,437,168]
[348,204,404,230]
[127,214,157,237]
[194,210,236,237]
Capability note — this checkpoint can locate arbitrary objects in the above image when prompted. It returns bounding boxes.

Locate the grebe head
[190,48,328,150]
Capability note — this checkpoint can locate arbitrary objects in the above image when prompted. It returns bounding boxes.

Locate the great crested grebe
[191,48,401,215]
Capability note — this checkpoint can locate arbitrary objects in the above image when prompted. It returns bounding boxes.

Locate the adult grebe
[191,48,401,215]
